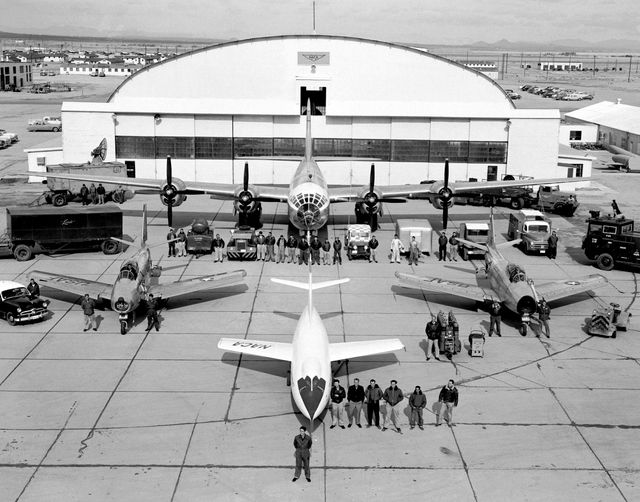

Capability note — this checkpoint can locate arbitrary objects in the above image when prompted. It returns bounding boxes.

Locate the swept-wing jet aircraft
[30,205,247,334]
[396,209,608,335]
[32,100,582,231]
[218,272,404,430]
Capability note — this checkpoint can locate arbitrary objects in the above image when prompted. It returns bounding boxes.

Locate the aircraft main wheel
[52,193,66,207]
[519,324,528,336]
[102,240,120,255]
[510,198,524,210]
[120,320,127,335]
[596,253,615,271]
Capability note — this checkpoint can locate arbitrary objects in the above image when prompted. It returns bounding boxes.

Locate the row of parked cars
[520,84,594,101]
[0,129,19,148]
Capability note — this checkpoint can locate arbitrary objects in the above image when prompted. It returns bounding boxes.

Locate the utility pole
[628,55,633,82]
[593,55,596,77]
[312,1,316,35]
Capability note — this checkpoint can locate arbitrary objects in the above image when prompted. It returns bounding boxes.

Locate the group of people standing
[255,231,348,265]
[79,183,107,205]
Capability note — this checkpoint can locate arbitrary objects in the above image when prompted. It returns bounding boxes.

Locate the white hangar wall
[59,35,565,185]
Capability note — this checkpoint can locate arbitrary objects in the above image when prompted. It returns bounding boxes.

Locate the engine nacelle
[431,197,454,210]
[160,178,187,207]
[191,217,210,234]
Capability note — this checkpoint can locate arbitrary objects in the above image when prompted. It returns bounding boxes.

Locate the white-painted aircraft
[396,208,608,335]
[218,272,404,429]
[31,101,583,231]
[30,205,247,334]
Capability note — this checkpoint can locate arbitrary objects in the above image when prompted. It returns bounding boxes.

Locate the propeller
[438,158,454,230]
[159,156,189,228]
[361,164,405,230]
[237,162,255,216]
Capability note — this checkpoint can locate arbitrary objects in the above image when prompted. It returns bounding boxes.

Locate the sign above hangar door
[298,52,330,65]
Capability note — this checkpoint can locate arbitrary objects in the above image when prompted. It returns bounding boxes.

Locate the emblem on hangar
[298,52,330,65]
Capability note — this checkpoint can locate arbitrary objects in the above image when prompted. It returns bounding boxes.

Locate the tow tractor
[436,310,462,359]
[587,302,631,338]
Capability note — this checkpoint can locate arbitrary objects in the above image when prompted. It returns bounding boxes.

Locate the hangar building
[45,35,573,185]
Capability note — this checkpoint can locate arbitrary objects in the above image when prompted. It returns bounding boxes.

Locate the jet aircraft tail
[109,204,149,251]
[272,274,350,311]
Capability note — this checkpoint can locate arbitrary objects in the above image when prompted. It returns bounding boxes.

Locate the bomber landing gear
[519,324,528,337]
[119,314,132,335]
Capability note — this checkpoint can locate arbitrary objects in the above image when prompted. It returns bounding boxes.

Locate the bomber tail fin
[141,203,148,248]
[304,97,312,160]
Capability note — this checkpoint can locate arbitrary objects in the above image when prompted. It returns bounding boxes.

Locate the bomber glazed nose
[297,375,326,419]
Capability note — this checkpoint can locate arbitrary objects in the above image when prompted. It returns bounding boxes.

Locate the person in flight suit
[488,300,502,337]
[408,236,420,265]
[146,294,160,332]
[292,426,312,483]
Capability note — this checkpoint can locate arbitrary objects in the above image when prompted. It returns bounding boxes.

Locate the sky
[2,0,640,45]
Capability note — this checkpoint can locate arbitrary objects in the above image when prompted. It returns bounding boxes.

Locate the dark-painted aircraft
[30,205,246,334]
[396,208,608,335]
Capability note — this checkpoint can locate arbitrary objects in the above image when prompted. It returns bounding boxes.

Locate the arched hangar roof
[108,34,515,117]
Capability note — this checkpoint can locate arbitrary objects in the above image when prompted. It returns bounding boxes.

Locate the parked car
[0,280,50,325]
[27,120,61,132]
[344,224,372,260]
[0,129,19,143]
[506,90,521,99]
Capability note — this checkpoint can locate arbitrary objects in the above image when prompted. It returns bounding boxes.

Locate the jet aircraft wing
[535,274,608,303]
[328,339,405,362]
[328,177,581,202]
[218,338,293,361]
[149,269,247,300]
[29,172,290,202]
[395,271,491,303]
[30,271,113,301]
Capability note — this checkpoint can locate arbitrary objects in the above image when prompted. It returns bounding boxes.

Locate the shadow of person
[94,314,104,329]
[418,339,430,359]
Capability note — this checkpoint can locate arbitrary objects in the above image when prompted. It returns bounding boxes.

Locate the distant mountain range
[1,29,640,53]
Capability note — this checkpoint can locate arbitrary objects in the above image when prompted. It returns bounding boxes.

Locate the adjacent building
[0,61,33,90]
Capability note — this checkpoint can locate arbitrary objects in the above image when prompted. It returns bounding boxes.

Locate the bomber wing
[149,269,247,300]
[535,274,608,303]
[328,177,582,202]
[28,171,290,202]
[395,271,491,303]
[218,338,292,361]
[30,271,113,301]
[328,339,405,362]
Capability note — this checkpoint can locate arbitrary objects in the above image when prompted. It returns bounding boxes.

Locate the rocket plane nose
[297,375,327,420]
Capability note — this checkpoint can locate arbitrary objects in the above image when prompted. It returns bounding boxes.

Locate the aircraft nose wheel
[519,324,528,337]
[286,370,291,387]
[120,320,128,335]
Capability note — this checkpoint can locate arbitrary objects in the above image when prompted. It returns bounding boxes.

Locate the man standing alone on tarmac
[438,231,448,261]
[547,230,558,259]
[146,294,160,332]
[213,233,225,262]
[382,380,404,432]
[347,378,365,428]
[436,379,459,427]
[81,293,97,332]
[538,299,551,338]
[425,314,441,361]
[368,234,379,263]
[292,426,312,483]
[488,300,502,337]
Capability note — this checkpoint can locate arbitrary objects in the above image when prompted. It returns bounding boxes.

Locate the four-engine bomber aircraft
[30,205,247,334]
[32,101,581,231]
[218,273,404,430]
[396,209,608,335]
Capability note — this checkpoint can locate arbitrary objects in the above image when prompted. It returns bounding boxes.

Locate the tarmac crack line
[169,405,202,502]
[448,426,479,502]
[223,204,278,424]
[547,387,628,502]
[14,401,78,502]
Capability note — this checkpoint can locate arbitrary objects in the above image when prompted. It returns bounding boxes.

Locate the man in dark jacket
[347,378,365,428]
[266,232,276,262]
[310,236,322,265]
[425,314,441,361]
[329,379,346,429]
[436,379,459,427]
[287,234,298,263]
[333,237,342,265]
[167,228,176,257]
[448,231,459,261]
[27,278,40,298]
[382,380,404,432]
[213,234,225,262]
[547,230,558,259]
[256,231,266,261]
[298,236,309,265]
[365,379,383,428]
[81,294,97,332]
[368,235,379,263]
[438,232,448,261]
[538,299,551,338]
[488,300,502,337]
[292,426,312,483]
[146,294,160,332]
[96,183,106,204]
[409,386,427,430]
[80,184,89,205]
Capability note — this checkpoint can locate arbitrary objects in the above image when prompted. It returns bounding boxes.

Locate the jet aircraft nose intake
[114,297,129,312]
[297,375,326,420]
[517,295,537,315]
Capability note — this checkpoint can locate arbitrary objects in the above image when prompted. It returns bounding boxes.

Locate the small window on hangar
[300,86,326,116]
